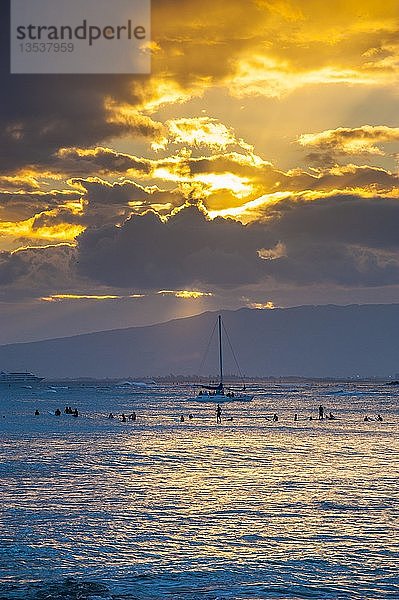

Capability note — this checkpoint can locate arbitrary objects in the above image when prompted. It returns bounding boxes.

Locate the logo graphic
[10,0,151,74]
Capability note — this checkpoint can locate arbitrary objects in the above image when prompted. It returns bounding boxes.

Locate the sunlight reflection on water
[0,381,398,598]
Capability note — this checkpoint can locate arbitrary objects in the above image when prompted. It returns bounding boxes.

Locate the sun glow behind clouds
[208,192,290,221]
[229,57,376,98]
[157,290,213,299]
[41,291,213,302]
[153,117,253,152]
[247,301,275,309]
[41,293,145,302]
[0,217,85,245]
[4,0,399,325]
[197,173,252,196]
[152,166,253,197]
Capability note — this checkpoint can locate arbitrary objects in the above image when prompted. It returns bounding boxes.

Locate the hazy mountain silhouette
[0,305,398,379]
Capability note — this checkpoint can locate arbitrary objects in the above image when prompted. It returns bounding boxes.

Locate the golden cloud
[41,293,145,302]
[152,117,254,152]
[0,204,85,252]
[298,125,399,156]
[246,301,275,309]
[157,290,213,299]
[0,172,41,191]
[150,0,399,101]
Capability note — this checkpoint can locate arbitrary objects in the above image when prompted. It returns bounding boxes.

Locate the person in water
[272,413,278,422]
[180,414,185,422]
[55,409,61,416]
[73,408,78,417]
[318,405,325,420]
[108,413,114,419]
[377,414,383,421]
[216,404,222,424]
[121,413,127,422]
[294,413,298,422]
[34,409,40,416]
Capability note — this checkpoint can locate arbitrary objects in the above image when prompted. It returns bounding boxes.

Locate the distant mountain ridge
[0,304,398,379]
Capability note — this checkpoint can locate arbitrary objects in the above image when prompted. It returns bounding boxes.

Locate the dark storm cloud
[52,147,153,177]
[3,194,399,299]
[285,165,399,194]
[0,78,159,173]
[259,194,399,286]
[0,191,80,207]
[267,194,399,249]
[0,251,26,285]
[265,240,399,287]
[0,244,78,300]
[70,178,183,226]
[72,179,150,206]
[0,190,82,221]
[76,196,399,290]
[76,204,270,288]
[0,3,161,173]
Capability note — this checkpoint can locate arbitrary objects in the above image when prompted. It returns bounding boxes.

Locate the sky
[1,0,399,344]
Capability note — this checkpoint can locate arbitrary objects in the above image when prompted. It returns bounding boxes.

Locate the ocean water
[0,381,398,599]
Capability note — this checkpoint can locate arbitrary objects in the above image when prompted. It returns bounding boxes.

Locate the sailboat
[194,315,254,402]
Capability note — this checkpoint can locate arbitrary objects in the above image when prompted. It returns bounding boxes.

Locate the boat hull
[191,315,254,403]
[0,372,44,386]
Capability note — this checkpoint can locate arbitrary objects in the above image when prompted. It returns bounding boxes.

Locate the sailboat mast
[218,315,223,385]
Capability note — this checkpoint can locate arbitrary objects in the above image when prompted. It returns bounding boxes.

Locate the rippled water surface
[0,381,398,599]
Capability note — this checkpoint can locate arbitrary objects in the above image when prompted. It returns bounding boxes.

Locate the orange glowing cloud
[152,117,253,152]
[41,293,145,302]
[157,290,213,299]
[298,125,399,156]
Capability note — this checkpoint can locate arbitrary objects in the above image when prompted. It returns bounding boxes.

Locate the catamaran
[194,315,254,402]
